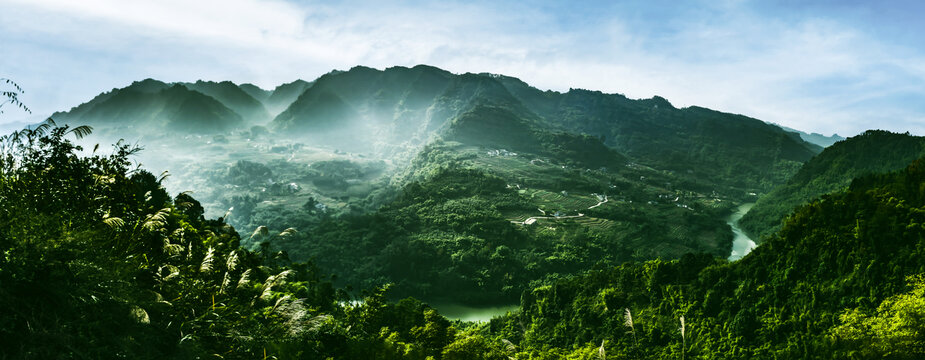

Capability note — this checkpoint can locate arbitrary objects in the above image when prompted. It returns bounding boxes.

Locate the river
[726,203,756,261]
[340,299,519,322]
[429,303,520,322]
[343,204,755,321]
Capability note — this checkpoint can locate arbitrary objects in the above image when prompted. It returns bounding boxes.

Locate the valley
[54,65,808,304]
[4,64,922,359]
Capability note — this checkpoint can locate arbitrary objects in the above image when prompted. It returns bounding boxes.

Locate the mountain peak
[127,78,170,93]
[52,64,820,195]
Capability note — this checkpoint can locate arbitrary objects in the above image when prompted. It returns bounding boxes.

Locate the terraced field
[524,189,599,212]
[554,216,619,231]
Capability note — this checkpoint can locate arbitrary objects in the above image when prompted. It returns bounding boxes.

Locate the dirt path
[511,195,608,225]
[587,195,608,209]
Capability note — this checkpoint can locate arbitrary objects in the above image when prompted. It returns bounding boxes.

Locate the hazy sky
[2,0,924,136]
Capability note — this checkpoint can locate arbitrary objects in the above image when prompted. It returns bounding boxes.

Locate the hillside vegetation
[54,65,819,195]
[484,154,925,358]
[740,130,925,241]
[5,122,925,359]
[0,122,517,359]
[40,65,829,305]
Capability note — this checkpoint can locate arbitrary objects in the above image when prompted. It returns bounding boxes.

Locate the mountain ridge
[51,66,821,190]
[264,65,820,193]
[740,129,925,240]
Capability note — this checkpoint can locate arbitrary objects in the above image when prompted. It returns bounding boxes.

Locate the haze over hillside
[777,125,845,148]
[38,64,836,304]
[54,65,821,193]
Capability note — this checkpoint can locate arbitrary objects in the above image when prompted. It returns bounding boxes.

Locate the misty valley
[3,65,924,359]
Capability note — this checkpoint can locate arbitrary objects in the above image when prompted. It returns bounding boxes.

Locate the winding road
[512,195,608,225]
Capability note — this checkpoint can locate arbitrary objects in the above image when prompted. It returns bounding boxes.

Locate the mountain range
[778,124,845,147]
[54,65,822,195]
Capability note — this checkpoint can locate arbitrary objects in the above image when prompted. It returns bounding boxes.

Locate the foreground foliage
[0,123,503,359]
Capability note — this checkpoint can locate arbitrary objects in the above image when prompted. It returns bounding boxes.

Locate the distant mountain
[239,83,271,102]
[55,78,167,121]
[272,66,457,153]
[492,75,821,191]
[180,80,271,122]
[0,120,37,135]
[778,124,845,147]
[52,78,317,135]
[273,65,819,193]
[53,64,821,193]
[264,79,312,115]
[739,130,925,240]
[53,80,243,133]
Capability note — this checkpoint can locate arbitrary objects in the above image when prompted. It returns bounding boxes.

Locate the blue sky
[2,0,924,136]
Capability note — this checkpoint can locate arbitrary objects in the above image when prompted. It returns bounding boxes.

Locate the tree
[1,78,31,115]
[830,275,925,358]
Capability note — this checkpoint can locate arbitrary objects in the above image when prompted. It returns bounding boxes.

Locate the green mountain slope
[273,87,365,137]
[740,130,925,241]
[181,80,272,122]
[485,155,925,359]
[493,75,821,192]
[265,141,732,304]
[161,85,245,132]
[265,79,312,115]
[443,104,625,169]
[272,66,819,194]
[52,78,169,122]
[239,82,271,102]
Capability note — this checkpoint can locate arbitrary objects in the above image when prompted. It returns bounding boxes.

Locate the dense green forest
[740,130,925,241]
[482,153,925,358]
[5,121,925,359]
[252,141,735,304]
[7,67,921,358]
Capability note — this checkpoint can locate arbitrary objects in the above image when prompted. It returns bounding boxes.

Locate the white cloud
[1,0,923,136]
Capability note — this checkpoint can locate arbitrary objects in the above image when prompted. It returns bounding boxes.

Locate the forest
[4,120,925,358]
[2,66,924,359]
